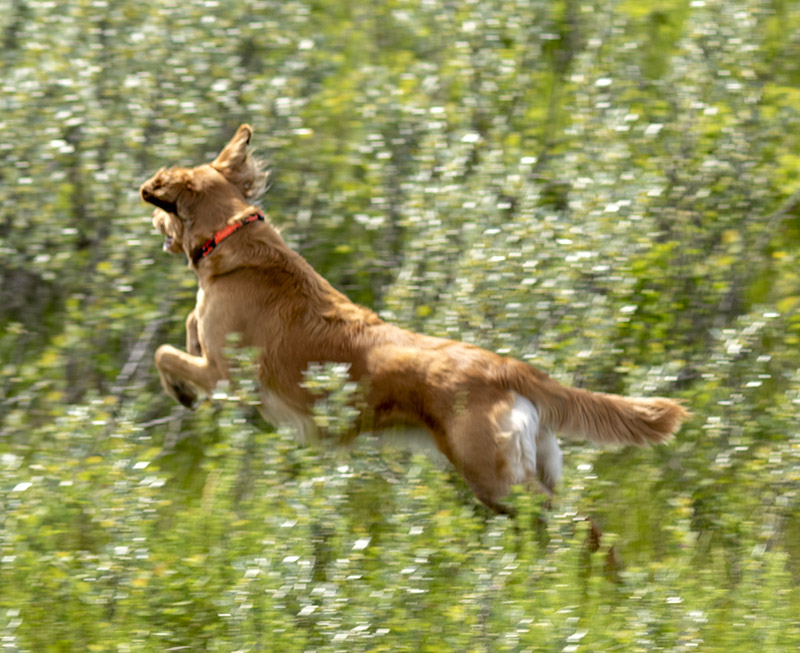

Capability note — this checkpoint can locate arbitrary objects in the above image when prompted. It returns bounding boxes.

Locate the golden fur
[140,124,687,513]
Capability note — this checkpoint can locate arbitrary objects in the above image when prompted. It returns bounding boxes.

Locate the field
[2,0,800,650]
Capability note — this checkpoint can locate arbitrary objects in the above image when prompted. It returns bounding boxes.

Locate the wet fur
[140,124,687,513]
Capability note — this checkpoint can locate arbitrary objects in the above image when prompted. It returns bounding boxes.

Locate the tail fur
[502,359,687,445]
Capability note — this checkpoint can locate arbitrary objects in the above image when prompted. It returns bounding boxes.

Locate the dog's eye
[152,168,170,187]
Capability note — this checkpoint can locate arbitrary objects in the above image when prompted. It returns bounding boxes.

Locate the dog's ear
[212,124,252,172]
[210,124,268,199]
[152,207,185,254]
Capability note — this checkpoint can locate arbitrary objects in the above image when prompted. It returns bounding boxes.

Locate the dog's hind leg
[446,391,551,515]
[442,391,527,515]
[536,428,562,495]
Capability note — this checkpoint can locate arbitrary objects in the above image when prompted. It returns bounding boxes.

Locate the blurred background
[2,0,800,649]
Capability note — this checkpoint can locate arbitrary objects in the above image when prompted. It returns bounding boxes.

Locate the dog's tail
[501,359,687,445]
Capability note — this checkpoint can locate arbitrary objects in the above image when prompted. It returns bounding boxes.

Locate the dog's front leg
[185,310,201,356]
[154,345,224,409]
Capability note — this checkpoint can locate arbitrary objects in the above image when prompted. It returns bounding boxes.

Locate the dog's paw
[171,379,199,409]
[157,366,199,409]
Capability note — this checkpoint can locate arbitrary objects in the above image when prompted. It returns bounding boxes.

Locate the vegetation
[2,0,800,649]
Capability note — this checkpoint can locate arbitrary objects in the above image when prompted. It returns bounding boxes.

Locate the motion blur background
[2,0,800,649]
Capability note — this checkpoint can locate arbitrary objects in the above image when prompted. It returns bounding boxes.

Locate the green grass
[2,395,799,651]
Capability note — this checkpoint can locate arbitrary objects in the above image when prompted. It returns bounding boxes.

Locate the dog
[140,124,687,513]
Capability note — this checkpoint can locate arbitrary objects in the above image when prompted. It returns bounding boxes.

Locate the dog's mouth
[163,235,175,251]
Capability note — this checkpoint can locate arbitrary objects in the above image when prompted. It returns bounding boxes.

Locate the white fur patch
[497,392,564,491]
[501,392,541,485]
[536,427,562,492]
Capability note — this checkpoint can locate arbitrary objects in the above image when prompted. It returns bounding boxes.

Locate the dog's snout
[140,179,158,200]
[140,168,169,201]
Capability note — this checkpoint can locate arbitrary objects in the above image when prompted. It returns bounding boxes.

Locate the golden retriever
[140,124,686,513]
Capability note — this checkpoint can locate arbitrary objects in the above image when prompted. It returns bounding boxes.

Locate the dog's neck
[190,211,265,266]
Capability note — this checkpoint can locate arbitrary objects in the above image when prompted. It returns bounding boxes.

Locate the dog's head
[140,124,268,258]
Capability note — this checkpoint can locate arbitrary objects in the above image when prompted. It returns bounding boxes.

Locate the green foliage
[2,0,800,649]
[302,362,360,437]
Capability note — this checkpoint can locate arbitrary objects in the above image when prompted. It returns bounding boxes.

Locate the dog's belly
[258,386,442,454]
[258,385,552,491]
[257,384,445,459]
[258,389,316,443]
[371,426,448,464]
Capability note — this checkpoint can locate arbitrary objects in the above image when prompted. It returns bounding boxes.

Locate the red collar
[194,212,264,264]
